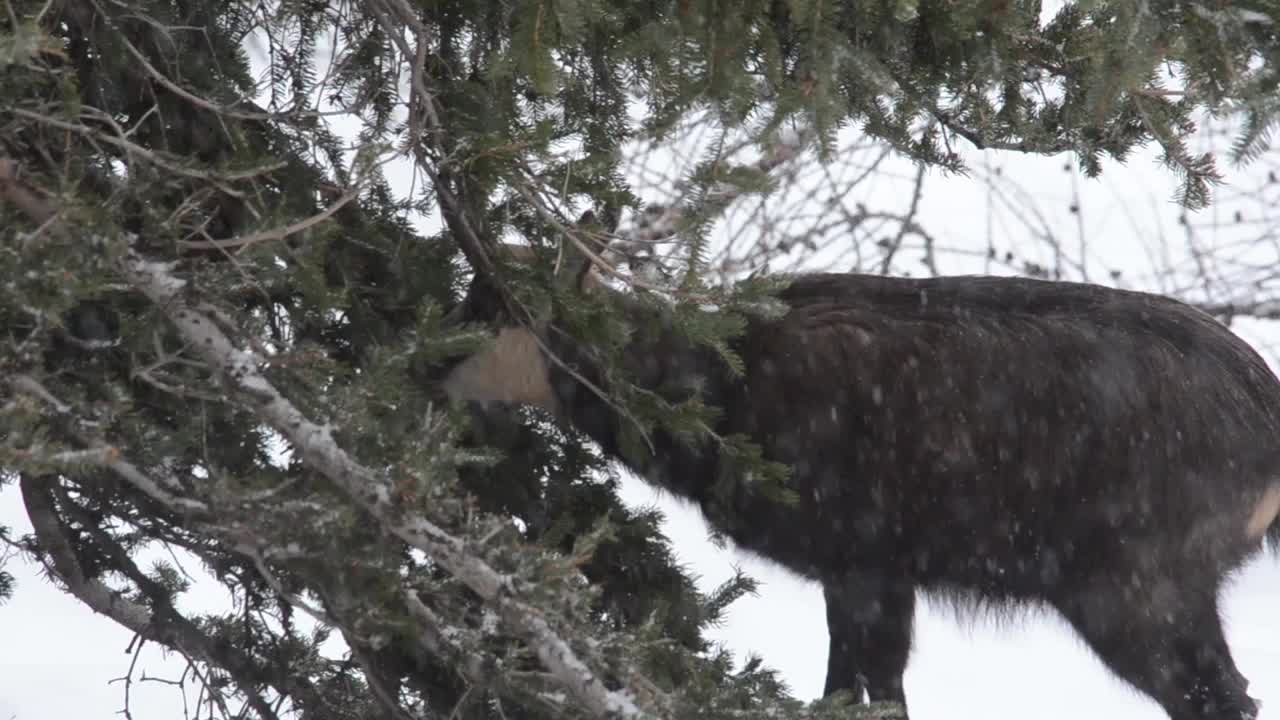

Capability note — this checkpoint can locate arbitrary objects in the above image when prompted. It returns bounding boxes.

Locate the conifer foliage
[1,1,1278,719]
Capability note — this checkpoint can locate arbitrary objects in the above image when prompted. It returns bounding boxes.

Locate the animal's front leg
[822,572,915,712]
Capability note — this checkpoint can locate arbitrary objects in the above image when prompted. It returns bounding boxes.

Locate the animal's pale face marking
[442,327,557,414]
[1246,484,1280,541]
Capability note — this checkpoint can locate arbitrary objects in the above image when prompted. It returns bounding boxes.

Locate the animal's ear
[442,212,603,329]
[554,210,604,295]
[441,241,538,328]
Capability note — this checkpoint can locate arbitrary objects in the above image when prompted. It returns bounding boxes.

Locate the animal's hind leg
[822,572,915,710]
[1050,580,1256,720]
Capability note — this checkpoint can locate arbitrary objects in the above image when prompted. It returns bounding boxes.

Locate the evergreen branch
[341,639,421,720]
[2,160,639,715]
[399,587,574,717]
[363,0,514,303]
[17,478,283,720]
[19,476,157,632]
[106,20,337,124]
[401,589,506,692]
[615,126,818,261]
[11,372,557,717]
[249,556,450,720]
[52,486,286,720]
[933,110,1074,154]
[176,182,362,252]
[10,373,481,720]
[512,180,708,301]
[9,375,208,515]
[119,249,666,720]
[7,108,288,186]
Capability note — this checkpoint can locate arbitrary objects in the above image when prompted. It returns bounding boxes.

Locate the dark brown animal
[440,244,1280,720]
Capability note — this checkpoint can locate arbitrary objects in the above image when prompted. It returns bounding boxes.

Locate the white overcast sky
[4,6,1280,720]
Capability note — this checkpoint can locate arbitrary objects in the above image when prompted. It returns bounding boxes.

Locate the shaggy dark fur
[449,271,1280,720]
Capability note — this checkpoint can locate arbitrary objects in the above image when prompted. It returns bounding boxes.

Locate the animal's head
[436,219,612,422]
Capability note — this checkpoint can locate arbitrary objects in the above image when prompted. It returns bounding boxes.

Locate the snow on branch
[10,374,519,719]
[119,251,659,720]
[1,153,654,718]
[19,477,156,633]
[17,476,289,720]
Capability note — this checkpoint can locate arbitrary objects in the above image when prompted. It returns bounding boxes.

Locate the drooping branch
[18,477,289,720]
[118,251,663,720]
[20,476,157,632]
[11,370,543,718]
[3,150,658,717]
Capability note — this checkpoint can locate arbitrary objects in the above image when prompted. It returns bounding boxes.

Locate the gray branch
[119,250,661,720]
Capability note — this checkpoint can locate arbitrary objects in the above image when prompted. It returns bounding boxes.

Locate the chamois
[439,241,1280,720]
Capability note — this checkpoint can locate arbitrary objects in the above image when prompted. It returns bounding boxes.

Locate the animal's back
[714,272,1280,594]
[447,252,1277,717]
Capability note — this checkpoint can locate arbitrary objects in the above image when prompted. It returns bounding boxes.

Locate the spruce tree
[2,1,1279,719]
